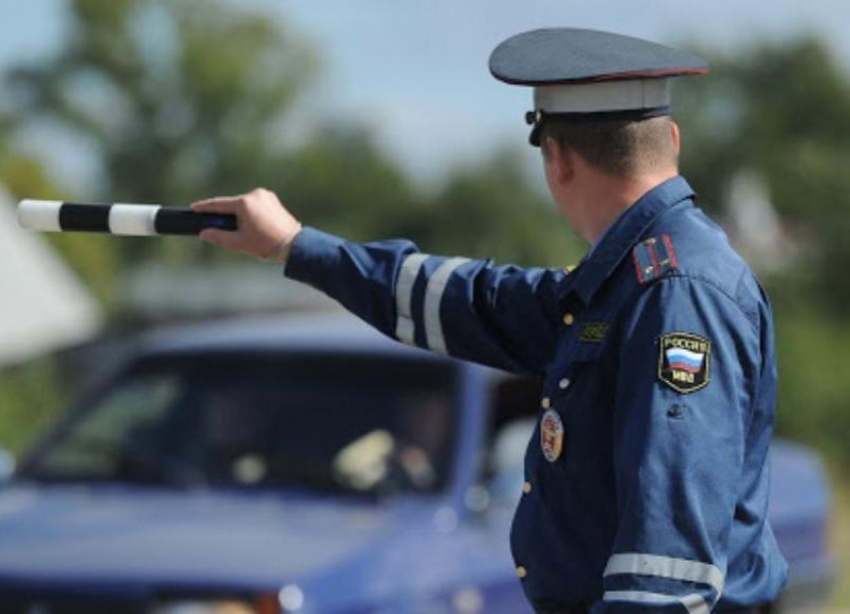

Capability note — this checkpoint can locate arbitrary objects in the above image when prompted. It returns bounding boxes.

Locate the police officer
[193,28,787,614]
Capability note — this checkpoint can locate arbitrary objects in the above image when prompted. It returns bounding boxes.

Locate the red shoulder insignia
[632,234,678,284]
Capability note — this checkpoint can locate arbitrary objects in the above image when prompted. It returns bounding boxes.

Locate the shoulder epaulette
[632,234,678,284]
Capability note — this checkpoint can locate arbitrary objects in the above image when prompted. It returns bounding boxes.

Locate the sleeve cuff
[283,226,346,286]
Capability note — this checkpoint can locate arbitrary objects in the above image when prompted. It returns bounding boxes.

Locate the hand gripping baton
[16,200,237,236]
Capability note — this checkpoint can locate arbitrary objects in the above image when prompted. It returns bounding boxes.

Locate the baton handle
[16,200,237,236]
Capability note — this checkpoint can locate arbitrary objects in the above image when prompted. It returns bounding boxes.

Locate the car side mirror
[0,447,15,482]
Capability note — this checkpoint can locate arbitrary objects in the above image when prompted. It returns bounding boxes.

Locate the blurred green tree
[4,0,582,275]
[676,36,850,312]
[280,124,426,242]
[6,0,317,266]
[418,150,582,266]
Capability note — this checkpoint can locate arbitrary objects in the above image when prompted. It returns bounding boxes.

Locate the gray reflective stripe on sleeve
[604,553,724,597]
[394,254,429,345]
[603,591,710,614]
[108,204,161,236]
[423,257,470,354]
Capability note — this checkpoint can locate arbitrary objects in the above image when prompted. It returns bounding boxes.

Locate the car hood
[0,482,402,591]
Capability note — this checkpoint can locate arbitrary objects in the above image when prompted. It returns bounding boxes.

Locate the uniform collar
[569,175,695,305]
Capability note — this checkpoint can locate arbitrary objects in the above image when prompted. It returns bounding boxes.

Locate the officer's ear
[670,120,681,157]
[542,136,575,186]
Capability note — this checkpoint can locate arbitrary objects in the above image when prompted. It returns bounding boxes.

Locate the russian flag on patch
[658,332,712,393]
[665,347,705,373]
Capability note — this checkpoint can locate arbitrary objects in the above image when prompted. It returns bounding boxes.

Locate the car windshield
[20,352,459,495]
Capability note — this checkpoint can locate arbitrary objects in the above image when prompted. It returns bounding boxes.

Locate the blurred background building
[1,0,849,607]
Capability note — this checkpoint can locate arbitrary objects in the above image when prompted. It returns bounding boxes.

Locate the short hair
[541,116,678,178]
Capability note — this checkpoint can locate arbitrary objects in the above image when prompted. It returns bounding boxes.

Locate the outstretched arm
[193,189,571,374]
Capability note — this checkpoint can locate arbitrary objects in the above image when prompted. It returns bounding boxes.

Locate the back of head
[541,116,678,179]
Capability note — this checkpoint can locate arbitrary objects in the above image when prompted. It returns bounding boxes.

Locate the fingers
[191,197,240,214]
[199,228,242,250]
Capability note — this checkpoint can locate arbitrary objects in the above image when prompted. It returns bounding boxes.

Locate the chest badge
[658,332,712,393]
[579,321,609,343]
[540,409,565,462]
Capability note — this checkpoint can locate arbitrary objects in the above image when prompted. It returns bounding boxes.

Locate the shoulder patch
[633,234,678,284]
[658,332,711,393]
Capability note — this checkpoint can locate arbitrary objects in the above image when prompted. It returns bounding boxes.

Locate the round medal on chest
[540,408,565,463]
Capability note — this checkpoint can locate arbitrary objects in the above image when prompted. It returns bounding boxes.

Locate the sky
[1,0,849,187]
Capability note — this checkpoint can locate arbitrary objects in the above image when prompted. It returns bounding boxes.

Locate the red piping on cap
[588,67,710,83]
[494,67,710,87]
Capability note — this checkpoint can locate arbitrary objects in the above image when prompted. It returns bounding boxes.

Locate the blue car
[0,314,835,613]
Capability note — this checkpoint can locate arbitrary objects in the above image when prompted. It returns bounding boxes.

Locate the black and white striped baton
[16,200,237,236]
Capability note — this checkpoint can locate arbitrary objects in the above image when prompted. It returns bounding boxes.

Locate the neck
[573,168,678,245]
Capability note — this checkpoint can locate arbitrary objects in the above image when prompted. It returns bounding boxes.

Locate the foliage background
[1,0,848,606]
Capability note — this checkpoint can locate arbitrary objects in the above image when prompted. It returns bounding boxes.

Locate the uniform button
[558,378,571,390]
[522,481,532,494]
[516,565,528,579]
[562,312,575,326]
[541,397,551,409]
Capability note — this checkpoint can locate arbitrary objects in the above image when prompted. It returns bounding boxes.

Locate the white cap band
[533,79,671,114]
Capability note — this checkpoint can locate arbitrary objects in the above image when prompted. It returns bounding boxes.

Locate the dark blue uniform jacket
[285,176,788,613]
